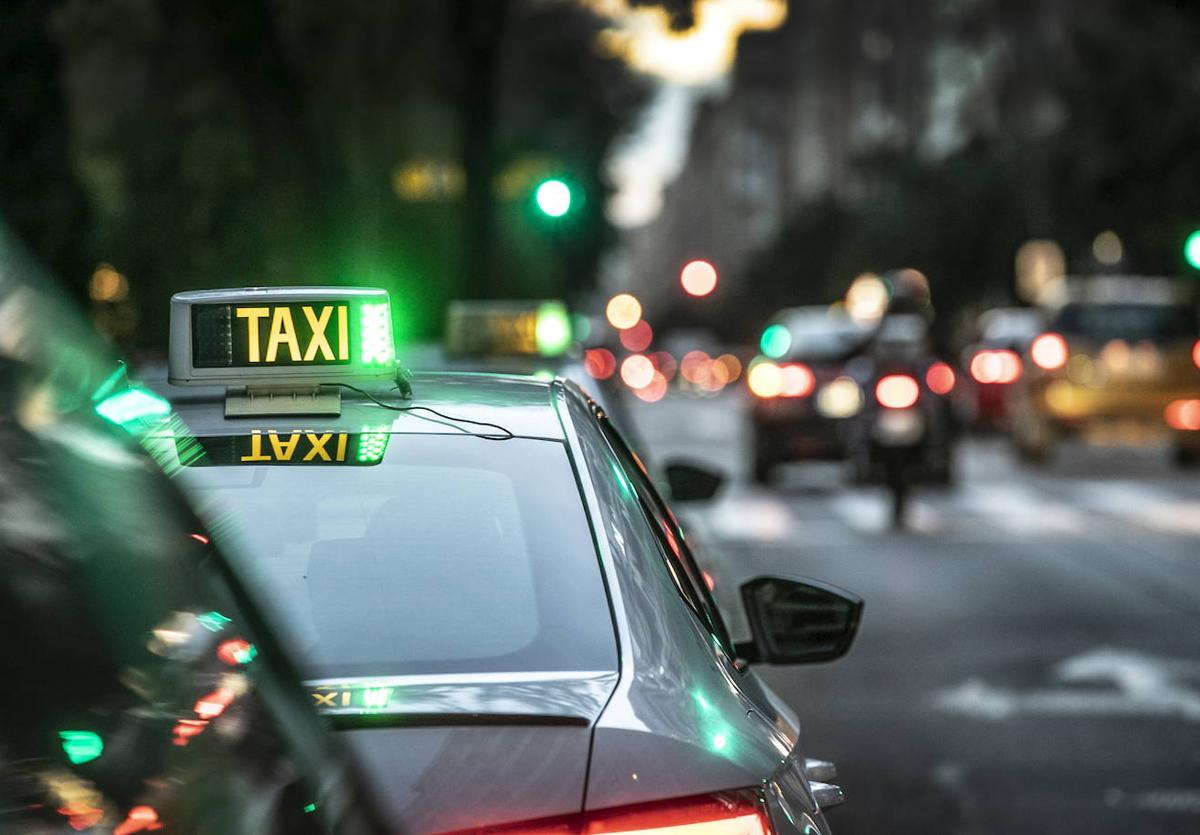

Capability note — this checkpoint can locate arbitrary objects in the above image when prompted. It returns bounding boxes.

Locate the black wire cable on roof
[333,383,515,441]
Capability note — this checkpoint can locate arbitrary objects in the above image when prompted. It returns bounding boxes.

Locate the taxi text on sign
[233,303,351,365]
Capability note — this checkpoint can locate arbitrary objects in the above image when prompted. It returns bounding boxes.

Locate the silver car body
[153,373,835,834]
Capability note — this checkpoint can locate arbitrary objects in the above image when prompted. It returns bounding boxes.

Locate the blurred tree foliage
[743,0,1200,346]
[0,0,646,350]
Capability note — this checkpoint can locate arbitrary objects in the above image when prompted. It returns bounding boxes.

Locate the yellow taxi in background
[1011,277,1200,465]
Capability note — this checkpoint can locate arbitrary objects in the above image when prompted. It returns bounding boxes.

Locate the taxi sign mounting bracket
[224,385,341,418]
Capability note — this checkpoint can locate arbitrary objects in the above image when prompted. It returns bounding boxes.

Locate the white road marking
[932,647,1200,722]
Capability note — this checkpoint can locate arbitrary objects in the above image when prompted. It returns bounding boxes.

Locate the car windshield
[179,433,616,679]
[1054,303,1197,344]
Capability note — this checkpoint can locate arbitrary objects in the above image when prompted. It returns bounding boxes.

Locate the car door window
[596,416,735,656]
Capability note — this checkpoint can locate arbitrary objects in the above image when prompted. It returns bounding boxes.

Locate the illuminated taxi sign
[169,287,396,385]
[179,429,390,466]
[445,300,572,358]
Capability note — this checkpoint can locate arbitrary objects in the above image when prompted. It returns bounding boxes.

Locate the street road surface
[629,390,1200,835]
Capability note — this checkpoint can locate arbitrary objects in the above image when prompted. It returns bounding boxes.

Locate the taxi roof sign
[445,300,572,358]
[169,287,397,386]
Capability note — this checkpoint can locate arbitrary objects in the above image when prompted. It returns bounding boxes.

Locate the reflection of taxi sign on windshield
[445,300,572,358]
[180,429,390,467]
[169,287,396,385]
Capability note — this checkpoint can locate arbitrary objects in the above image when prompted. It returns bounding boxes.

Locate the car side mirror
[663,460,725,502]
[736,576,863,665]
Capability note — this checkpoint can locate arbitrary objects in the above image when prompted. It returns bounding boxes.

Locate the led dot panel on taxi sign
[169,287,396,385]
[177,430,390,466]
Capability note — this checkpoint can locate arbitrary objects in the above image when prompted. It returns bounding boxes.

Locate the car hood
[310,670,618,833]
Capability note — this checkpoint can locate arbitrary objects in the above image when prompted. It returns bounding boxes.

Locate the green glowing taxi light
[711,733,728,751]
[357,428,390,463]
[1185,230,1200,272]
[760,324,791,359]
[361,687,393,709]
[304,803,319,814]
[535,179,572,217]
[59,730,103,765]
[94,387,171,428]
[536,302,572,356]
[359,302,396,366]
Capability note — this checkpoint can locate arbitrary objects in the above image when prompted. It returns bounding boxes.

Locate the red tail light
[1166,399,1200,431]
[450,790,771,835]
[875,374,920,409]
[925,362,955,395]
[779,363,815,398]
[1030,332,1068,371]
[969,350,1022,384]
[1192,339,1200,369]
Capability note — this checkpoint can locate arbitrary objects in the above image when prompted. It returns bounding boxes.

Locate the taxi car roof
[146,370,566,440]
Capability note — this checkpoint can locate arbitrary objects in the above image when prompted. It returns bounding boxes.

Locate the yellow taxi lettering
[338,305,349,360]
[311,691,336,707]
[239,432,273,462]
[268,432,301,461]
[265,308,302,363]
[236,307,271,363]
[341,690,351,706]
[302,305,336,362]
[303,433,334,461]
[335,434,348,461]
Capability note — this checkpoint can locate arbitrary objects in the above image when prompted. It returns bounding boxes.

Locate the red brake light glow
[450,790,770,835]
[779,363,815,398]
[1030,332,1068,371]
[1192,339,1200,370]
[925,362,955,395]
[1166,399,1200,431]
[875,374,920,409]
[969,350,1022,385]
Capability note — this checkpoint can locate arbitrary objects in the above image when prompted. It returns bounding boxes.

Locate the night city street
[4,1,1200,832]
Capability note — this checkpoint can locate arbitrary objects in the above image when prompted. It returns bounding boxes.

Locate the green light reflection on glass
[196,611,231,632]
[59,730,103,765]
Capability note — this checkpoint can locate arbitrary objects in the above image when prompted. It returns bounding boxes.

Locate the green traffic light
[535,179,571,217]
[1185,230,1200,272]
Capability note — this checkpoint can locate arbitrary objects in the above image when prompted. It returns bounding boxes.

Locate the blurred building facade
[615,0,1075,330]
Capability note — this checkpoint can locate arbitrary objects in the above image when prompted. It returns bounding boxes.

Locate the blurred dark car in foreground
[1011,277,1200,465]
[0,232,383,834]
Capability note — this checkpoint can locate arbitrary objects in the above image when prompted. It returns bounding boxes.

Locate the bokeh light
[535,179,572,217]
[747,361,783,398]
[1092,230,1123,265]
[620,353,655,389]
[875,374,920,408]
[846,273,889,322]
[680,259,718,297]
[926,362,956,394]
[1030,332,1069,371]
[633,371,668,402]
[89,263,129,302]
[584,348,617,380]
[606,293,643,330]
[651,350,678,381]
[619,319,653,352]
[759,324,791,358]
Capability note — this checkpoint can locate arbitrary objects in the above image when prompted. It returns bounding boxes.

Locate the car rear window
[179,434,616,678]
[781,313,870,360]
[1054,303,1197,344]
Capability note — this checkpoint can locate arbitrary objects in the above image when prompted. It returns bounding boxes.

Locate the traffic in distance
[134,286,865,834]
